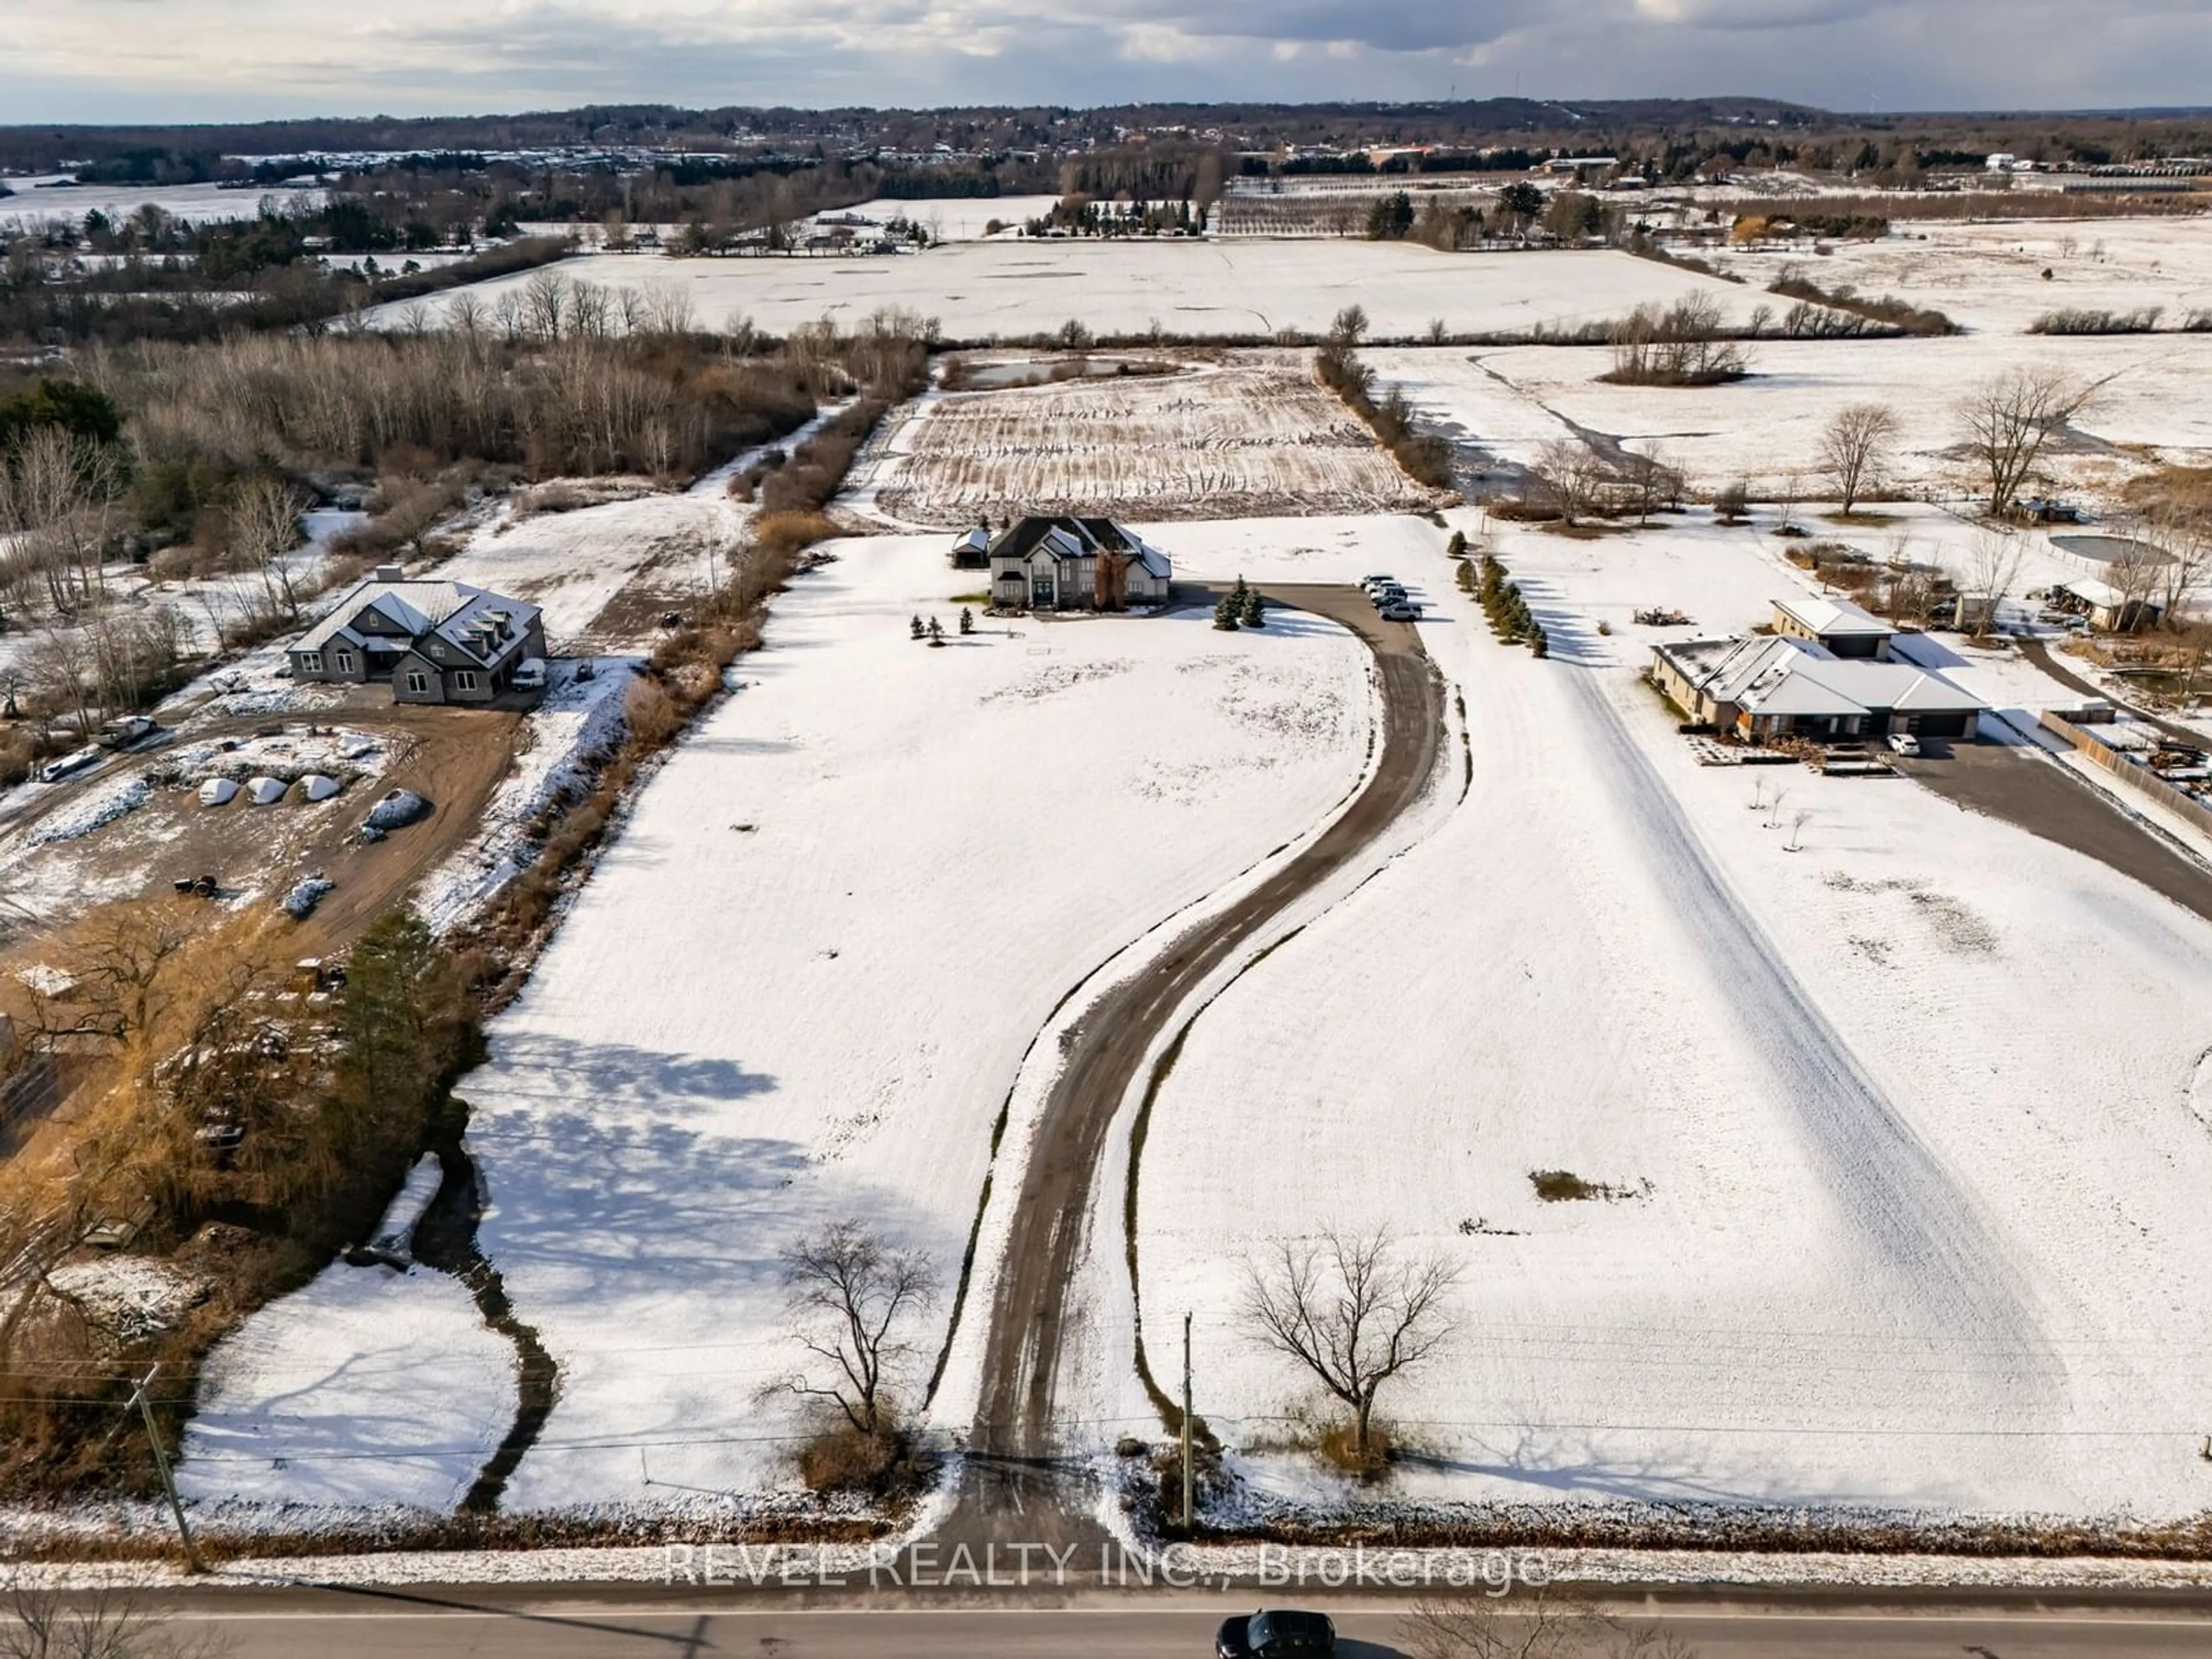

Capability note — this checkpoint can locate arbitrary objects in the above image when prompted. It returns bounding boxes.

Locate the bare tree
[1957,367,2092,516]
[229,477,306,622]
[1620,443,1683,527]
[1243,1226,1460,1469]
[1605,296,1747,386]
[0,1585,226,1659]
[1330,304,1370,347]
[1403,1587,1697,1659]
[778,1221,934,1437]
[1531,438,1612,528]
[2107,541,2168,632]
[1957,527,2027,640]
[1817,402,1900,515]
[2149,507,2208,624]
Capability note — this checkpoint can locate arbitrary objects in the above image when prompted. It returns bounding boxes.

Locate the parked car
[1379,601,1422,622]
[1887,732,1922,757]
[95,715,158,750]
[1216,1609,1337,1659]
[1369,585,1408,607]
[510,657,548,692]
[36,749,101,784]
[1359,574,1397,592]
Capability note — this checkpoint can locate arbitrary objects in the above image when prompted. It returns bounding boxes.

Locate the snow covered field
[181,528,1374,1513]
[0,175,317,230]
[834,195,1062,239]
[1124,513,2212,1522]
[1368,332,2212,497]
[861,356,1437,527]
[365,242,1765,342]
[1708,214,2212,335]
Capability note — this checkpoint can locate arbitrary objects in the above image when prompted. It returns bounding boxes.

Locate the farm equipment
[171,874,220,899]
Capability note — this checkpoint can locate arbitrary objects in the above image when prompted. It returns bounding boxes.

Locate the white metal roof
[1772,594,1894,638]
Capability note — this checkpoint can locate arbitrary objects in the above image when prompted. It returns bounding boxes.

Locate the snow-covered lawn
[1368,333,2212,499]
[1124,513,2212,1521]
[182,529,1374,1514]
[180,1160,516,1514]
[365,243,1768,342]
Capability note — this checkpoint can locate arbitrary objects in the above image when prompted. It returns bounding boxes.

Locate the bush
[797,1423,930,1498]
[1530,1169,1600,1202]
[1766,272,1957,336]
[1313,343,1453,490]
[2028,307,2165,336]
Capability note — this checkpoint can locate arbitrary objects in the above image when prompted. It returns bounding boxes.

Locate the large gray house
[957,516,1171,611]
[287,568,547,705]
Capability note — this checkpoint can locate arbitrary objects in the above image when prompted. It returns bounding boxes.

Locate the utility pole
[1180,1312,1194,1532]
[131,1364,206,1574]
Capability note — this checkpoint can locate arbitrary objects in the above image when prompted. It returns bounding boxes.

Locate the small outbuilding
[1770,595,1895,660]
[2048,579,2162,634]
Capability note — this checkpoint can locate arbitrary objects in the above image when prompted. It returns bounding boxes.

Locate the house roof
[988,515,1170,578]
[1656,635,1983,719]
[293,577,541,668]
[1772,594,1893,639]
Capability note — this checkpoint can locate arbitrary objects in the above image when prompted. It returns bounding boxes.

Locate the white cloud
[2,0,2211,117]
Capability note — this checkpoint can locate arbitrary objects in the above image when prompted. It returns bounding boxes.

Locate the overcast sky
[6,0,2211,124]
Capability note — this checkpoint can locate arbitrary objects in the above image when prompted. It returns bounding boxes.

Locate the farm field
[0,173,316,230]
[1122,512,2212,1522]
[1368,331,2212,500]
[363,240,1768,342]
[175,529,1376,1513]
[835,195,1063,239]
[1709,214,2212,335]
[859,355,1440,527]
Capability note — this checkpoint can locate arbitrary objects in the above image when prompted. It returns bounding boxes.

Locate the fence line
[2039,710,2212,843]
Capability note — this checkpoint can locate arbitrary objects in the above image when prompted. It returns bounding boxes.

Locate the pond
[2051,533,2173,566]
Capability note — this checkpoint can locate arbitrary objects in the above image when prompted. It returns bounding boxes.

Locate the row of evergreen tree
[1467,542,1549,657]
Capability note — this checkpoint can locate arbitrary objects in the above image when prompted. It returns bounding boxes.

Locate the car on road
[1378,601,1422,622]
[96,715,159,750]
[1887,732,1922,757]
[35,749,101,785]
[1215,1608,1337,1658]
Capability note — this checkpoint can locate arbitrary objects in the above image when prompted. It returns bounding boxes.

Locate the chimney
[374,564,404,584]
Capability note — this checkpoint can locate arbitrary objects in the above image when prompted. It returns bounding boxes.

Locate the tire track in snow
[1566,669,2047,1350]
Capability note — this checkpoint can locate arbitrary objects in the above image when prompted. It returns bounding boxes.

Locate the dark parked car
[1216,1608,1337,1658]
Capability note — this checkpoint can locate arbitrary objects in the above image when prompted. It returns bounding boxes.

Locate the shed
[1771,595,1895,660]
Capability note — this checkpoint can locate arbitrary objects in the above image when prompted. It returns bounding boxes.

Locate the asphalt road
[953,583,1444,1546]
[1897,737,2212,926]
[127,1589,2212,1658]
